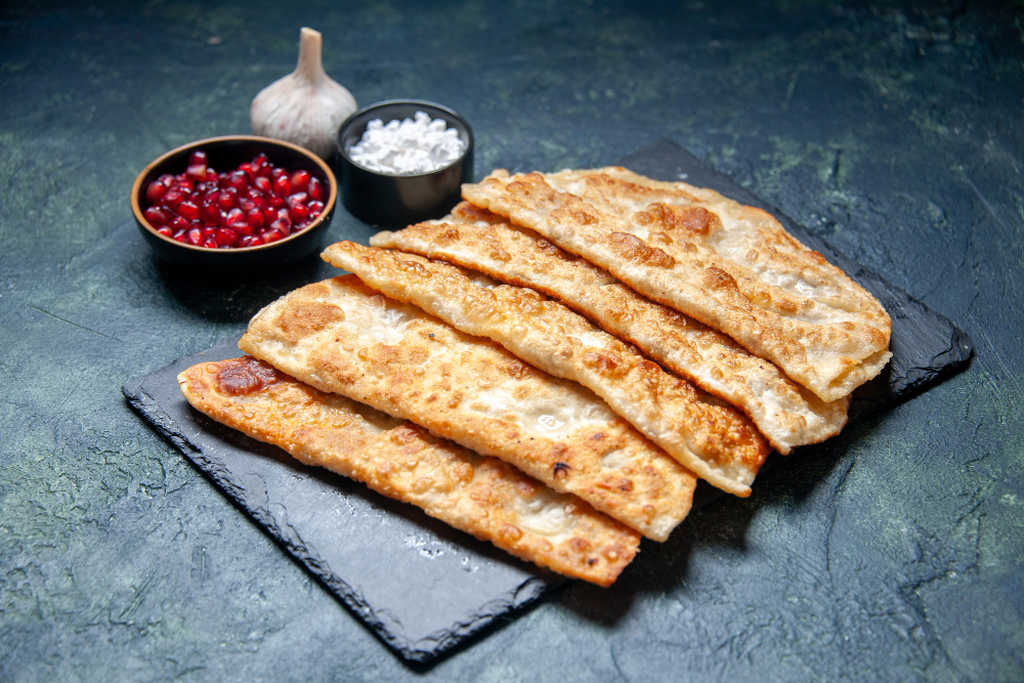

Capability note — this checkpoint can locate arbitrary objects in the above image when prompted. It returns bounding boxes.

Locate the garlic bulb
[250,27,357,160]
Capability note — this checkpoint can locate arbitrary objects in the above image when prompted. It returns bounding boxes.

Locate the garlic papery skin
[250,27,357,160]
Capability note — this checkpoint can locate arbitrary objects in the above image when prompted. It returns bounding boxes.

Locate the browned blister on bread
[371,203,850,453]
[461,169,891,403]
[238,276,696,540]
[178,357,640,586]
[323,241,769,496]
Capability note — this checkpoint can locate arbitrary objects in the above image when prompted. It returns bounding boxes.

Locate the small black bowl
[131,135,337,268]
[335,100,473,227]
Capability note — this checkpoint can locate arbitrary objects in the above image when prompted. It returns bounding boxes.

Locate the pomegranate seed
[146,181,167,203]
[143,206,168,226]
[186,163,207,181]
[200,202,221,224]
[176,200,200,221]
[272,174,290,197]
[217,189,238,210]
[308,200,324,215]
[239,197,256,212]
[269,195,285,209]
[253,176,272,194]
[205,168,219,182]
[186,228,203,245]
[233,221,253,237]
[262,228,285,243]
[270,166,287,179]
[239,162,255,180]
[262,206,277,225]
[228,170,249,192]
[173,231,188,243]
[307,176,324,201]
[156,226,173,237]
[289,203,309,223]
[240,235,263,247]
[163,188,184,208]
[202,236,218,249]
[287,191,308,206]
[252,153,269,169]
[169,215,189,232]
[224,207,245,226]
[290,170,311,192]
[215,228,238,247]
[158,173,175,187]
[275,208,291,225]
[175,178,195,194]
[269,218,290,234]
[246,208,265,229]
[189,150,207,166]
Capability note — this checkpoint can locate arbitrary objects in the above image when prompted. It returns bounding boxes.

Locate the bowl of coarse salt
[335,100,473,227]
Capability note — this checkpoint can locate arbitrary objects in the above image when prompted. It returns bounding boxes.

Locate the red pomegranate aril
[261,206,277,225]
[173,231,188,243]
[246,207,265,229]
[270,166,287,179]
[156,226,174,237]
[290,170,311,192]
[269,195,285,209]
[163,188,184,208]
[252,153,269,169]
[201,202,221,224]
[289,203,309,223]
[216,189,238,210]
[228,170,249,192]
[307,176,324,202]
[175,178,195,194]
[186,228,203,245]
[202,236,218,249]
[158,173,175,187]
[169,215,189,232]
[287,191,308,206]
[233,221,253,237]
[224,207,245,226]
[308,199,324,214]
[272,174,291,197]
[239,162,255,180]
[215,228,238,247]
[269,217,290,234]
[239,197,256,212]
[262,228,285,243]
[253,176,272,194]
[189,150,207,166]
[143,206,168,226]
[176,200,200,221]
[186,163,207,181]
[146,181,167,204]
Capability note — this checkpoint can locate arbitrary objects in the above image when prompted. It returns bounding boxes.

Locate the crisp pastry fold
[322,240,769,497]
[371,202,850,453]
[178,357,640,586]
[461,168,891,403]
[238,276,696,541]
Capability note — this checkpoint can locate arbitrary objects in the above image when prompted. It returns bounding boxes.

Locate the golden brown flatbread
[371,202,850,453]
[322,241,768,497]
[238,276,696,541]
[461,169,891,403]
[178,357,640,586]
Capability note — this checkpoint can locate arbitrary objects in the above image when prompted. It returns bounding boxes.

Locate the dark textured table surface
[2,1,1021,681]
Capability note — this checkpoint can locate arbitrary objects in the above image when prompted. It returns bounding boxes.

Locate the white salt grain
[349,111,466,175]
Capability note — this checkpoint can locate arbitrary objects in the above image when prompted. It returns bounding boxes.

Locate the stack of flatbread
[178,166,891,586]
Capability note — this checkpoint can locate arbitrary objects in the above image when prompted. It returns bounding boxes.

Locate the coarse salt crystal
[348,110,466,175]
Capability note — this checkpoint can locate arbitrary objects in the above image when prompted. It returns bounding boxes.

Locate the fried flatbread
[238,276,696,541]
[178,357,640,586]
[322,241,768,497]
[461,169,891,403]
[371,202,850,453]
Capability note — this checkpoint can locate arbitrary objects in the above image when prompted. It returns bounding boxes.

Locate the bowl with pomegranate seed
[131,135,337,267]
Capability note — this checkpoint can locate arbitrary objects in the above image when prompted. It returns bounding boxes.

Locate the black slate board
[123,140,972,665]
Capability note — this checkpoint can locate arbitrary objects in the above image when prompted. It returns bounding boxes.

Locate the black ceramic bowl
[131,135,337,268]
[335,100,473,227]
